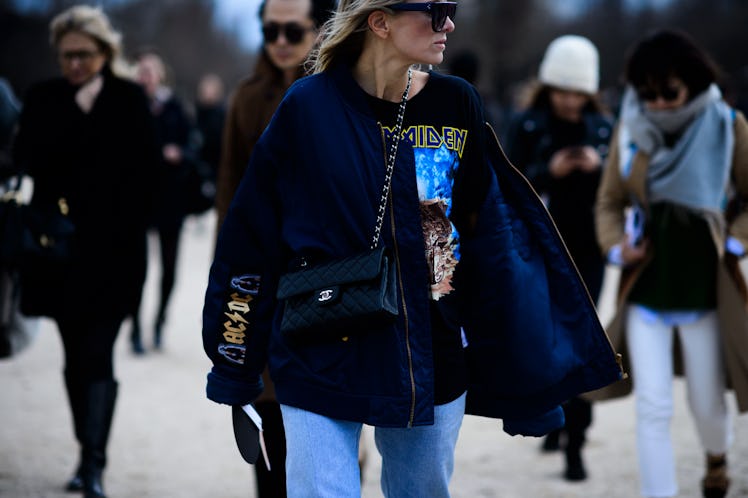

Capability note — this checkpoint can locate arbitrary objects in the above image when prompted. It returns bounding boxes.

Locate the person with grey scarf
[593,29,748,498]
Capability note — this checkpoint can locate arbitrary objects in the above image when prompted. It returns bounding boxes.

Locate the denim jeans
[280,392,466,498]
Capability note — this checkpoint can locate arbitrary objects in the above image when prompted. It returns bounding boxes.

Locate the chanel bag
[276,246,398,339]
[275,69,413,342]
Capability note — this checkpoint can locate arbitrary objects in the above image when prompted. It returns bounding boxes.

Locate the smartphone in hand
[565,145,586,158]
[625,204,646,247]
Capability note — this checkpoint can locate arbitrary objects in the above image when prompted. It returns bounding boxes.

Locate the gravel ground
[1,212,747,498]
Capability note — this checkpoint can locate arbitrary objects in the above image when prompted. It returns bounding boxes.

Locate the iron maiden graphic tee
[366,70,490,404]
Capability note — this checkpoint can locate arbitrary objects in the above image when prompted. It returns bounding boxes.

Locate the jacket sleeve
[594,126,629,255]
[502,405,565,437]
[202,126,285,406]
[728,111,748,247]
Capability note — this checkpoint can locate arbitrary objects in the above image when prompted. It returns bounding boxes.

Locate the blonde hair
[49,5,128,76]
[309,0,397,74]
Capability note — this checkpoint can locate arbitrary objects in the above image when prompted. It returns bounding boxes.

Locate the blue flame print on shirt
[396,124,469,300]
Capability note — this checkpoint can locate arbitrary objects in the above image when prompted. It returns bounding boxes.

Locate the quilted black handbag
[276,246,398,341]
[275,69,414,342]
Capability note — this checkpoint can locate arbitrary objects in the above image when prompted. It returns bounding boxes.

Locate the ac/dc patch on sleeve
[217,274,261,365]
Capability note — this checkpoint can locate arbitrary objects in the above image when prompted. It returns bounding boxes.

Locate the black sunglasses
[262,22,314,45]
[637,85,684,102]
[59,49,100,63]
[388,2,458,32]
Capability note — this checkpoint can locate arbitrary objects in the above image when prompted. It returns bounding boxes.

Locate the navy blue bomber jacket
[202,64,623,436]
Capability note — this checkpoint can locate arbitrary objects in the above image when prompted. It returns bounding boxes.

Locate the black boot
[540,428,561,452]
[564,444,587,481]
[702,454,729,498]
[562,397,591,482]
[153,311,165,350]
[130,318,144,355]
[79,380,118,498]
[64,372,86,492]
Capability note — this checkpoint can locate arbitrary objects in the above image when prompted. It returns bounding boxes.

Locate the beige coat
[588,111,748,412]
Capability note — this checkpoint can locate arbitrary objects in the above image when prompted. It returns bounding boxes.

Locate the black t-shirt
[366,70,490,404]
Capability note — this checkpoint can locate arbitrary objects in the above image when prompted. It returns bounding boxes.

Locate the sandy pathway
[2,213,747,497]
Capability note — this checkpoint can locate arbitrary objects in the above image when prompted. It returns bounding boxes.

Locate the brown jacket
[589,110,748,412]
[214,54,304,402]
[214,55,304,230]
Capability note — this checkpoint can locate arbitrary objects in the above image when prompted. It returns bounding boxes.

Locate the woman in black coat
[133,51,196,353]
[12,6,158,497]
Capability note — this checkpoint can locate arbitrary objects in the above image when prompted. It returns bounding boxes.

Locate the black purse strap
[370,68,412,250]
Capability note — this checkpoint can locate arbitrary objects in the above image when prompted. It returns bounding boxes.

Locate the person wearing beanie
[504,34,613,482]
[538,35,600,95]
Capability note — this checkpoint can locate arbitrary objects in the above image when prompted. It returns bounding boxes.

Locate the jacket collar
[254,51,306,90]
[328,63,382,121]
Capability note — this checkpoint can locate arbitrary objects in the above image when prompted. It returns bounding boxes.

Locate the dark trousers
[254,400,287,497]
[128,222,182,344]
[564,396,592,451]
[57,314,121,383]
[155,223,182,325]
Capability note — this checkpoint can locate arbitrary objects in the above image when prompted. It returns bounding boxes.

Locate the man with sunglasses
[213,1,336,496]
[215,0,337,229]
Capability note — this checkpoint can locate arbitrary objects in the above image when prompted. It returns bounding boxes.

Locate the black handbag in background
[275,69,413,343]
[0,175,75,267]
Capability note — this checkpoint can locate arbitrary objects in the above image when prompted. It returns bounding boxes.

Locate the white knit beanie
[538,35,599,94]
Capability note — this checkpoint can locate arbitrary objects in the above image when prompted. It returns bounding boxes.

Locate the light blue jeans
[280,392,466,498]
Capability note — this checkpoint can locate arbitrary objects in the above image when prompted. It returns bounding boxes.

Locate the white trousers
[626,306,732,498]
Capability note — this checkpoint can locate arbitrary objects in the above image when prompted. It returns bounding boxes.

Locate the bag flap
[276,246,386,299]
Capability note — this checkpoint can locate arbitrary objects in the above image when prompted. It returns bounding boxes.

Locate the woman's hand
[575,145,602,173]
[621,234,648,266]
[162,144,182,164]
[548,148,577,178]
[549,145,601,178]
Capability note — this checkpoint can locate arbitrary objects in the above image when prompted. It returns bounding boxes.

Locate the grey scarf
[619,84,734,213]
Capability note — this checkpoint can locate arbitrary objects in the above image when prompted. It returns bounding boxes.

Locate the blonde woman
[203,1,622,496]
[12,6,158,497]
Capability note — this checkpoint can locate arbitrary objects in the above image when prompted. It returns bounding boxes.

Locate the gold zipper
[379,122,417,426]
[389,192,416,426]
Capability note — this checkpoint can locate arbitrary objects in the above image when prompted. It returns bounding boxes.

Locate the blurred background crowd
[2,1,748,498]
[3,0,748,135]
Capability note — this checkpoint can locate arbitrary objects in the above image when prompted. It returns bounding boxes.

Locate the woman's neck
[353,49,413,102]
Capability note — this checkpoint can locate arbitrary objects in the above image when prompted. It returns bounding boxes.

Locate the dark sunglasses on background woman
[636,83,685,102]
[388,2,458,32]
[262,22,314,45]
